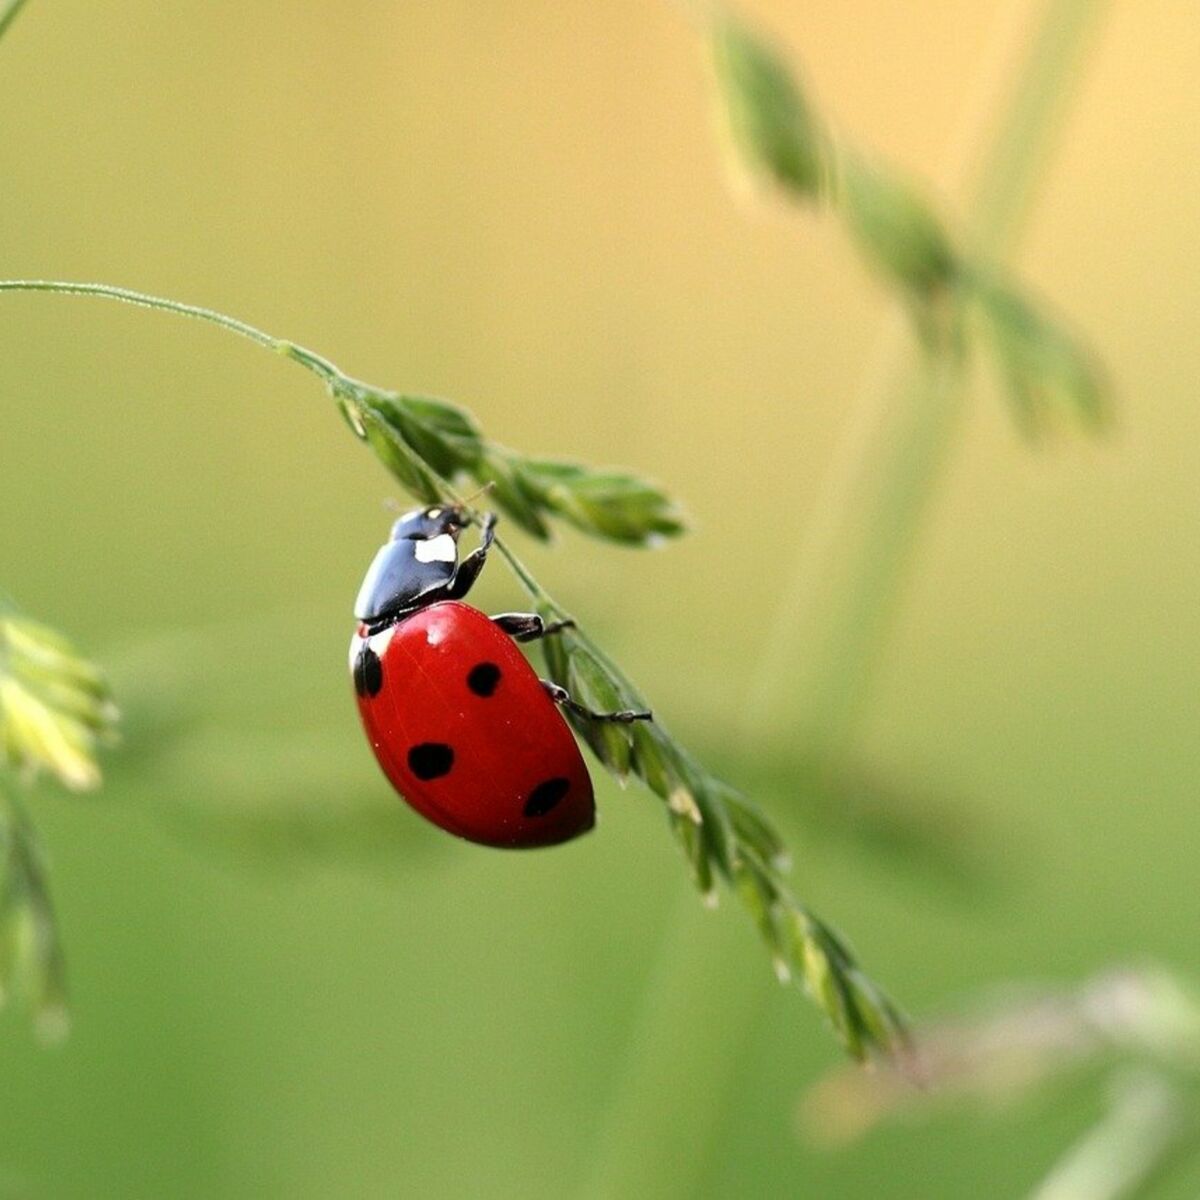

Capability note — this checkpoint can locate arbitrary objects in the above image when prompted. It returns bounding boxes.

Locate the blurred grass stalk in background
[577,3,1112,1196]
[0,0,29,41]
[737,0,1111,766]
[803,967,1200,1197]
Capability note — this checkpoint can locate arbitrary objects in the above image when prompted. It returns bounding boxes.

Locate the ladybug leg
[443,511,498,601]
[542,681,652,724]
[492,613,576,643]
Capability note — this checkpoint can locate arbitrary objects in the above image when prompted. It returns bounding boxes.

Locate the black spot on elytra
[467,662,502,697]
[408,742,454,781]
[353,645,383,697]
[524,777,569,818]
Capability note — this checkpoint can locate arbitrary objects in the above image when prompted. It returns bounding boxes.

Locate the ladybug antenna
[456,481,496,514]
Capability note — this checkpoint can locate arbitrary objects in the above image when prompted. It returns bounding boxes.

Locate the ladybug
[350,504,650,848]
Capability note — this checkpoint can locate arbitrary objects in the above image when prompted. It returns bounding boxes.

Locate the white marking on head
[427,508,442,519]
[414,533,457,564]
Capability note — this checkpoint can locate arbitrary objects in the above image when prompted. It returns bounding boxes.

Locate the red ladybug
[350,504,650,848]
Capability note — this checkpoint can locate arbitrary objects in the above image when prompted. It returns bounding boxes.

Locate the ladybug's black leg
[542,681,652,724]
[443,511,498,601]
[492,613,576,643]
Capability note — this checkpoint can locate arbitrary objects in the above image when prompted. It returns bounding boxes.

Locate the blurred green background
[2,0,1198,1196]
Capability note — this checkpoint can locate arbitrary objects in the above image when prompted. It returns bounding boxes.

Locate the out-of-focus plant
[0,0,30,41]
[707,8,1107,433]
[803,967,1200,1199]
[0,607,117,791]
[0,281,904,1060]
[0,603,118,1038]
[700,3,1111,774]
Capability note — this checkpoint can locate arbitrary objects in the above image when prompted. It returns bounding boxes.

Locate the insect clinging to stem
[350,502,651,848]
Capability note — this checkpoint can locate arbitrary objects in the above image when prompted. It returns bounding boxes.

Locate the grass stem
[745,0,1111,768]
[583,0,1112,1191]
[0,0,30,41]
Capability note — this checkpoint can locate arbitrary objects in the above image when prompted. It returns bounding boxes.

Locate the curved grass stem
[0,280,284,353]
[0,275,901,1057]
[0,282,566,617]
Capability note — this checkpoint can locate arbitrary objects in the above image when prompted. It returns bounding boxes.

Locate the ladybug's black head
[389,504,469,543]
[354,505,470,626]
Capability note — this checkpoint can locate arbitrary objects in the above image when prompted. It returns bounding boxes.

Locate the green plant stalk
[0,282,596,600]
[0,279,323,364]
[750,0,1111,767]
[574,888,757,1200]
[1028,1073,1193,1200]
[969,0,1111,256]
[0,0,30,41]
[780,319,968,763]
[0,776,69,1041]
[0,278,902,1057]
[0,283,547,627]
[577,5,1112,1195]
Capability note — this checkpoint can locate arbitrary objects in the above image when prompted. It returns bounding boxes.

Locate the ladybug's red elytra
[350,504,650,848]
